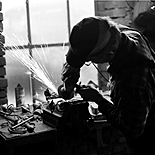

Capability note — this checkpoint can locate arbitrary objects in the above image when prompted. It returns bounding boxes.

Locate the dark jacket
[98,26,155,154]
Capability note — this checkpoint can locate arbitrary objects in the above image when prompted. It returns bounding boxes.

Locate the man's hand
[59,62,80,99]
[76,85,103,104]
[61,62,80,82]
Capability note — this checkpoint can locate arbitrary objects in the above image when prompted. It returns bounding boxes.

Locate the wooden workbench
[0,110,56,155]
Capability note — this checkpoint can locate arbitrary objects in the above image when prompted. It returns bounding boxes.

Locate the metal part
[10,115,34,130]
[0,111,19,124]
[58,83,74,100]
[43,97,87,128]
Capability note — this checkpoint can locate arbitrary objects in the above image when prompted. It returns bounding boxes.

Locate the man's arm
[98,67,151,138]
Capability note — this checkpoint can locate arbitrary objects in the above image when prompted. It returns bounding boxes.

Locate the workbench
[0,102,112,155]
[0,110,56,155]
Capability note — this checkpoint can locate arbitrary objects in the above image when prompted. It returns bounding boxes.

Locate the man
[132,5,155,51]
[59,16,155,154]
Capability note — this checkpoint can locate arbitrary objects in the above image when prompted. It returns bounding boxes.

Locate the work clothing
[98,27,155,154]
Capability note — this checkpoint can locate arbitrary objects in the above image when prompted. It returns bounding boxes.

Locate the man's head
[66,16,120,68]
[132,6,155,51]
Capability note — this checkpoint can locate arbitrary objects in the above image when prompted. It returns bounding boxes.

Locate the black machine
[43,87,96,139]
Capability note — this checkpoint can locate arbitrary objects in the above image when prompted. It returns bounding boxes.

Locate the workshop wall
[0,1,8,106]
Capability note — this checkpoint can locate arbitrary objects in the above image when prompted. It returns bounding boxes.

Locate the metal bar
[10,115,34,130]
[5,42,69,51]
[26,0,35,103]
[67,0,71,37]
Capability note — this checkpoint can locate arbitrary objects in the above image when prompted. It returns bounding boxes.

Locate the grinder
[58,61,80,99]
[58,76,76,100]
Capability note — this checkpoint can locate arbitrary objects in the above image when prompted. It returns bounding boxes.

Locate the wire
[125,0,139,10]
[92,63,110,83]
[7,104,15,114]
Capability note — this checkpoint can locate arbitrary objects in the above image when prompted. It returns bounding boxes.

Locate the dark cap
[66,17,99,68]
[134,5,155,34]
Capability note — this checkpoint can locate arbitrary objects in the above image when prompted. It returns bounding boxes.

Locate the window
[3,0,96,106]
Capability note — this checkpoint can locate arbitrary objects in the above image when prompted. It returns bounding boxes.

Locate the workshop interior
[0,0,155,155]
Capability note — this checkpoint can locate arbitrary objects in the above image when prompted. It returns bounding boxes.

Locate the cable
[125,0,142,10]
[92,63,110,83]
